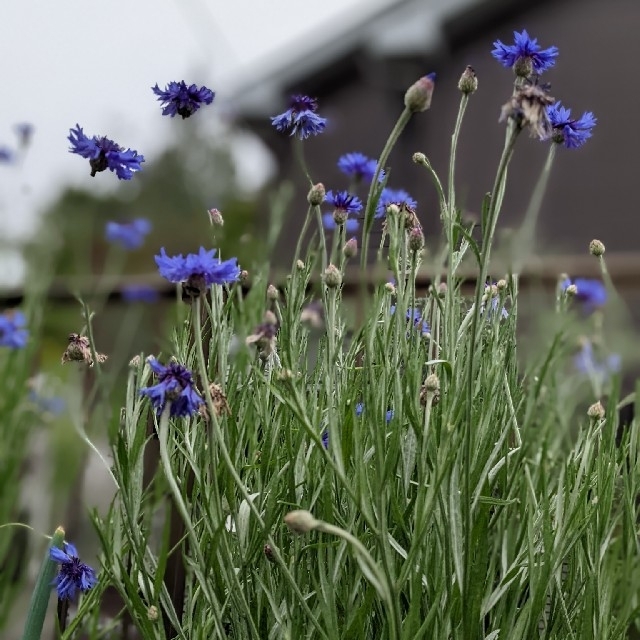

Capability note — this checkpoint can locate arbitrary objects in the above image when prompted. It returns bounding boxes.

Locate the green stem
[21,527,65,640]
[462,123,520,632]
[361,107,413,269]
[192,299,330,640]
[294,137,313,186]
[314,520,401,639]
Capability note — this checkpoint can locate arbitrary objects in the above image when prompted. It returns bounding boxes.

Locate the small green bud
[587,401,605,420]
[404,73,436,112]
[323,264,342,288]
[458,65,478,94]
[307,183,326,206]
[284,510,318,534]
[343,237,358,258]
[589,239,605,257]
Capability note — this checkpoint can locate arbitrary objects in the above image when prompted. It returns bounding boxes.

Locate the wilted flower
[547,102,596,149]
[50,542,97,600]
[105,219,151,250]
[271,95,327,139]
[375,188,417,219]
[68,125,144,180]
[337,152,384,183]
[491,29,558,76]
[500,79,554,139]
[139,357,203,418]
[61,333,107,367]
[0,310,28,348]
[152,81,215,118]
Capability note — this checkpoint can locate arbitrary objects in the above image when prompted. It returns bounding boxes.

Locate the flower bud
[129,355,141,369]
[267,284,279,301]
[296,259,305,271]
[589,239,605,257]
[565,284,577,297]
[587,401,605,420]
[208,208,224,226]
[307,183,326,206]
[240,270,249,284]
[323,264,342,288]
[147,606,159,621]
[424,373,440,392]
[458,65,478,94]
[412,152,427,165]
[408,226,424,253]
[437,282,447,298]
[384,282,396,295]
[284,509,318,534]
[404,73,436,112]
[343,237,358,258]
[332,208,348,226]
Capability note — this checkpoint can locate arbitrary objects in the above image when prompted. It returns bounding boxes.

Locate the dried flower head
[500,80,554,139]
[61,333,107,367]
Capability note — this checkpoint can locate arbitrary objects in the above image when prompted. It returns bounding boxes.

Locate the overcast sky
[0,0,385,283]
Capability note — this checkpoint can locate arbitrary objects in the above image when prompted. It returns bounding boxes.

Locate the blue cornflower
[155,247,240,286]
[337,152,384,183]
[29,391,65,416]
[562,277,606,310]
[0,146,14,163]
[547,102,596,149]
[152,81,215,119]
[321,430,329,449]
[271,95,327,139]
[121,284,159,303]
[68,125,144,180]
[0,310,28,348]
[390,305,430,336]
[574,341,621,383]
[50,542,97,600]
[140,357,203,418]
[324,190,362,215]
[355,403,394,423]
[375,188,417,218]
[492,30,558,75]
[322,214,359,232]
[105,219,152,250]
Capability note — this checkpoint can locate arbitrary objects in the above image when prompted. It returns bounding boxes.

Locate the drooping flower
[390,305,430,336]
[574,341,621,384]
[271,95,327,139]
[375,188,417,219]
[491,30,558,76]
[50,542,97,600]
[337,152,384,183]
[562,277,606,311]
[155,247,240,300]
[140,357,203,418]
[68,125,144,180]
[105,218,152,250]
[152,81,215,119]
[121,284,159,303]
[547,102,596,149]
[322,213,359,232]
[0,310,28,348]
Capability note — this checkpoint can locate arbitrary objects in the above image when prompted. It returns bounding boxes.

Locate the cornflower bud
[323,264,342,288]
[458,65,478,94]
[589,239,605,257]
[404,73,436,112]
[307,183,326,206]
[343,237,358,258]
